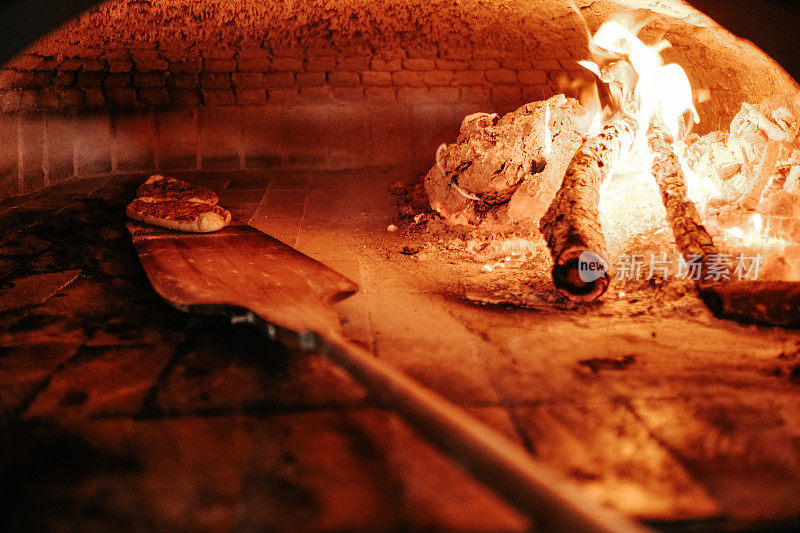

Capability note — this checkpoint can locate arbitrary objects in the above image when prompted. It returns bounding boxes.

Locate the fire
[576,13,794,259]
[575,14,699,245]
[679,155,720,211]
[723,213,789,250]
[578,14,698,139]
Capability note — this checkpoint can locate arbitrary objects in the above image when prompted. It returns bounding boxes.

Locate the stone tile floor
[2,167,800,531]
[0,169,526,532]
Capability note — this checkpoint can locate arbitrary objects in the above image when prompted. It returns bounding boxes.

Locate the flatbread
[136,174,219,205]
[126,198,231,233]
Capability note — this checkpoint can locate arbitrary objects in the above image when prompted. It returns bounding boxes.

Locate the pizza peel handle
[129,223,650,533]
[314,329,651,533]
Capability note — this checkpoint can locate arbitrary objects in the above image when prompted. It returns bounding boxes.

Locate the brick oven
[2,0,800,531]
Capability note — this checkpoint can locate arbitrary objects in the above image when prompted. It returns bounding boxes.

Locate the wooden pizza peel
[128,222,650,533]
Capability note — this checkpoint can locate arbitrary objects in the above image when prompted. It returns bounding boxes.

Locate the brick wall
[0,47,561,113]
[0,0,797,200]
[0,40,581,199]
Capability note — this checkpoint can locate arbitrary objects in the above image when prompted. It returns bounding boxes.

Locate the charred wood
[650,124,800,327]
[647,123,720,278]
[539,114,637,302]
[699,281,800,327]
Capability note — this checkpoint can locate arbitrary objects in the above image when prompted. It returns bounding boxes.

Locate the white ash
[423,94,586,229]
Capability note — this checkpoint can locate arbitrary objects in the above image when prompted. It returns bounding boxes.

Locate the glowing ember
[678,154,720,211]
[723,213,790,250]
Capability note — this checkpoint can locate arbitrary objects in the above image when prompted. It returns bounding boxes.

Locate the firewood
[698,281,800,327]
[740,103,794,142]
[647,123,719,276]
[649,124,800,328]
[737,140,782,210]
[539,114,637,302]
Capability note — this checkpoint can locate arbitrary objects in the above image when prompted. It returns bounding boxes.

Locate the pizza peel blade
[128,222,357,335]
[127,222,651,533]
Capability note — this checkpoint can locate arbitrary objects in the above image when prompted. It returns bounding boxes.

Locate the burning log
[647,123,719,276]
[649,123,800,327]
[539,114,637,302]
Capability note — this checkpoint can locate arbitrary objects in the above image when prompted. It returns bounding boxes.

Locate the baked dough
[136,174,219,205]
[126,198,231,233]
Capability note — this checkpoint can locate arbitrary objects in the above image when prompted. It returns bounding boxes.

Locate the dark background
[687,0,800,81]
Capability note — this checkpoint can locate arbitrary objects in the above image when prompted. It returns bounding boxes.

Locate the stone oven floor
[2,167,800,531]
